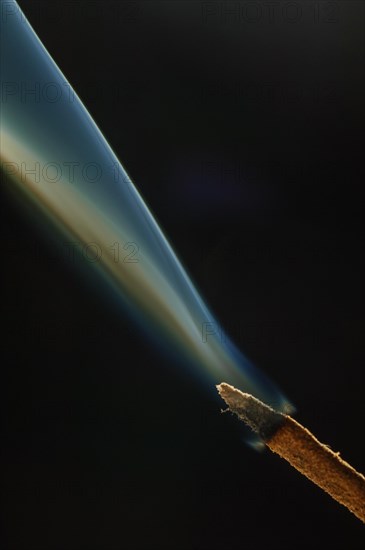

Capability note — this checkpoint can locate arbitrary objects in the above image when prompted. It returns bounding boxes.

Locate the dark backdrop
[1,1,364,549]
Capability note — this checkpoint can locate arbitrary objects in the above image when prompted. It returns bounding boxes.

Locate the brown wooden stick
[217,383,365,523]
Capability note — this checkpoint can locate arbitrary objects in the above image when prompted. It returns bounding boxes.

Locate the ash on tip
[217,383,285,440]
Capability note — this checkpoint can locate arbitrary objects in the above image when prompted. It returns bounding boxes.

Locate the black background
[1,1,364,549]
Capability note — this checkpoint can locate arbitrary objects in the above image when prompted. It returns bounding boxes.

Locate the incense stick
[217,383,365,523]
